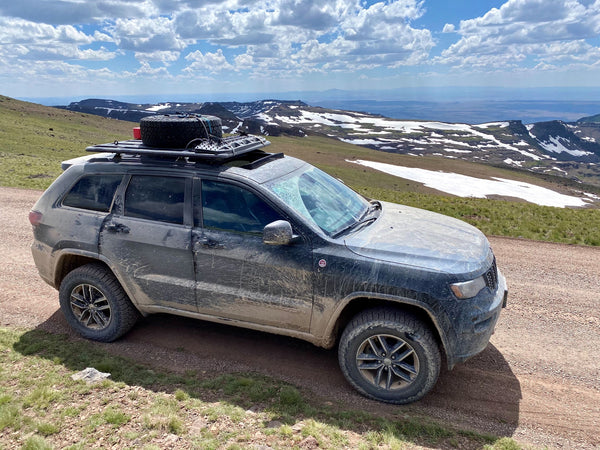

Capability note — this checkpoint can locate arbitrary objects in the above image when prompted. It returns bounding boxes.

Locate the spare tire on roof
[140,114,223,148]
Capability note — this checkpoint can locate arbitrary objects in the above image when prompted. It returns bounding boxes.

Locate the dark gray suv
[30,117,507,404]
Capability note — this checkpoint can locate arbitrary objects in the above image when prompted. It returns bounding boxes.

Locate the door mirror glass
[263,220,294,245]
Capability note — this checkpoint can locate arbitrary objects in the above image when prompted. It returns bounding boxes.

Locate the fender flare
[320,292,452,362]
[52,250,146,315]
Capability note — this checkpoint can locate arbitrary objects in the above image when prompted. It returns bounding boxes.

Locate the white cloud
[442,23,455,33]
[132,62,172,77]
[0,17,117,62]
[0,18,93,45]
[271,0,342,30]
[1,0,599,96]
[233,53,254,70]
[0,0,436,90]
[111,17,187,53]
[184,49,234,73]
[134,50,181,63]
[0,0,156,25]
[438,0,600,68]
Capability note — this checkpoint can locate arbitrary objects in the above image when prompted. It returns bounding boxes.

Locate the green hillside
[2,95,600,245]
[0,95,132,189]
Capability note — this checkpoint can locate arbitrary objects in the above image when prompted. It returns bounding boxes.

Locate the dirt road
[1,186,599,449]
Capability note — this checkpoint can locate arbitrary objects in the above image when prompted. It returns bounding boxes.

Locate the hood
[344,201,492,276]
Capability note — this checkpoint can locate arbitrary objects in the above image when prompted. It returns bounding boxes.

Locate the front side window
[199,180,281,233]
[62,174,122,212]
[265,166,369,236]
[124,175,185,224]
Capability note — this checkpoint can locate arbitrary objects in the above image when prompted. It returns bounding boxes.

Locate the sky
[1,0,600,101]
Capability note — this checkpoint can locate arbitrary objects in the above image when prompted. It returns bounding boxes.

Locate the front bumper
[449,270,507,367]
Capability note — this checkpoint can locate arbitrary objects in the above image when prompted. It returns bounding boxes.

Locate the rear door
[57,173,123,255]
[191,178,314,332]
[99,174,196,312]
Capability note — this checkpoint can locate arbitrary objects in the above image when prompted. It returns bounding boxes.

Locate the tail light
[29,210,43,227]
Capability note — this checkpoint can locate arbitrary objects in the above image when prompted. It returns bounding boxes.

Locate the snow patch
[539,136,593,157]
[475,122,510,128]
[257,113,278,124]
[504,158,523,167]
[349,159,590,208]
[341,138,383,146]
[551,166,568,175]
[146,103,171,112]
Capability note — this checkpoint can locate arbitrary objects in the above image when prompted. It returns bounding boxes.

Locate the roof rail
[85,134,271,161]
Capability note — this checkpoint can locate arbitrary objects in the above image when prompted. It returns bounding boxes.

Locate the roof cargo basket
[85,134,271,162]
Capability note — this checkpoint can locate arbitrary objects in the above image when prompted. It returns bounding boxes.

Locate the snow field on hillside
[349,159,595,208]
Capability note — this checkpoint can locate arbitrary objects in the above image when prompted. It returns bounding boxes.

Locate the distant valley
[58,98,600,188]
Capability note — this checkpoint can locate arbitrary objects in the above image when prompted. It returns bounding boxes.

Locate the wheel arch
[323,295,450,365]
[54,251,147,316]
[53,251,106,287]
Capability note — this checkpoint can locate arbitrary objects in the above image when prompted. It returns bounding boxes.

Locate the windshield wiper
[333,201,381,238]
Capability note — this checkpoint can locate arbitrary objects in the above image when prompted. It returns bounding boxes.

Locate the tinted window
[62,174,122,212]
[200,180,281,233]
[124,176,185,224]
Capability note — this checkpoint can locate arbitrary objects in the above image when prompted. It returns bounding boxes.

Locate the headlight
[450,276,487,299]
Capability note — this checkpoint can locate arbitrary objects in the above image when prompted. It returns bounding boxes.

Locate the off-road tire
[59,263,139,342]
[140,114,223,148]
[338,307,441,404]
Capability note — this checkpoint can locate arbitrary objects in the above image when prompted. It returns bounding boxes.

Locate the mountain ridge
[57,98,600,187]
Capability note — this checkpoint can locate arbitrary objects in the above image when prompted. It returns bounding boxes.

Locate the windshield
[265,166,370,236]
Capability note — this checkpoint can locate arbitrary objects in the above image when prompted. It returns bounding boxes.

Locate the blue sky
[1,0,600,101]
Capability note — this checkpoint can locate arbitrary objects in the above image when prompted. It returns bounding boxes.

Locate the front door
[100,174,196,312]
[192,178,314,332]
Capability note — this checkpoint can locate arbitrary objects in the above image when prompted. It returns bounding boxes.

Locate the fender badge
[318,259,327,268]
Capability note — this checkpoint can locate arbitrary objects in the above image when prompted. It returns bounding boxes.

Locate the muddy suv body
[30,125,507,404]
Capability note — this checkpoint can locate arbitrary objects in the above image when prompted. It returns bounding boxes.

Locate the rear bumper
[31,241,56,288]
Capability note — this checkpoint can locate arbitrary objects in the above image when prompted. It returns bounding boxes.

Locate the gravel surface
[1,186,599,449]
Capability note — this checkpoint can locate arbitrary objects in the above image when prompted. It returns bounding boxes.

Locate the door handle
[105,223,130,234]
[196,236,224,249]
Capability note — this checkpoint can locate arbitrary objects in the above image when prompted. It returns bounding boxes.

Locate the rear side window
[124,175,185,225]
[62,174,122,212]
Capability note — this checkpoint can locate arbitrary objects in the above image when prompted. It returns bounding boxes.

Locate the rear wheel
[338,307,441,404]
[59,264,139,342]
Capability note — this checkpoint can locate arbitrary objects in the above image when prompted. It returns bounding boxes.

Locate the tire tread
[140,115,222,148]
[59,263,139,342]
[338,307,441,404]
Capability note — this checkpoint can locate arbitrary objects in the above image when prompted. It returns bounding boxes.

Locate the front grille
[484,257,498,290]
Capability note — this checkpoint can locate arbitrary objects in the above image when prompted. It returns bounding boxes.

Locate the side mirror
[263,220,296,245]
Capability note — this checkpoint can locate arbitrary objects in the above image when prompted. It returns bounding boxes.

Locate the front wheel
[338,308,441,404]
[59,264,139,342]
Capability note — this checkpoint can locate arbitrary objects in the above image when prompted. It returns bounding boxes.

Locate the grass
[0,95,132,189]
[2,95,600,246]
[0,326,524,449]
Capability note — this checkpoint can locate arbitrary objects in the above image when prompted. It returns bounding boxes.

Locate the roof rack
[85,134,271,162]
